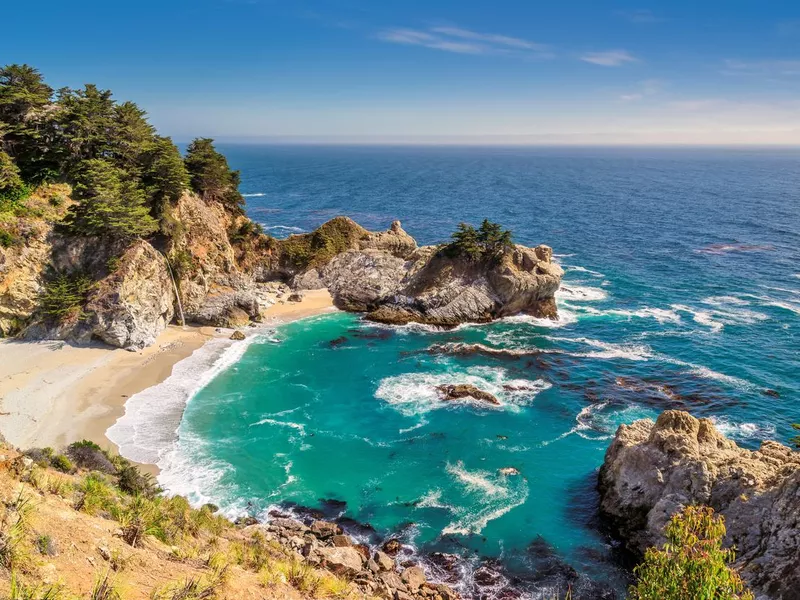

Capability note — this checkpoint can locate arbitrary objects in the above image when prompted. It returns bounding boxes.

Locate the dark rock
[436,384,500,406]
[382,538,402,556]
[229,330,246,341]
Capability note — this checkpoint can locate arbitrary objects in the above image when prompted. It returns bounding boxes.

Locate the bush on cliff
[445,219,513,262]
[628,505,753,600]
[791,423,800,449]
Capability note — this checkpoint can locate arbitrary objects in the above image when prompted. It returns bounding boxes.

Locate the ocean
[108,145,800,598]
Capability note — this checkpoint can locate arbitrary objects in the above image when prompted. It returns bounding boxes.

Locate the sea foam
[107,331,263,467]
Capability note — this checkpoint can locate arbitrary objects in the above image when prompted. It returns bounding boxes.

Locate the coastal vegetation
[0,63,244,241]
[791,423,800,449]
[629,505,753,600]
[445,219,513,261]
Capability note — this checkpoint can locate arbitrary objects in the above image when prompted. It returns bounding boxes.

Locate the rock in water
[291,219,563,327]
[230,330,246,341]
[598,410,800,599]
[436,384,500,406]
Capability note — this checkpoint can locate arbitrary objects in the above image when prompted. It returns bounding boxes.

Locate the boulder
[400,566,427,591]
[598,410,800,599]
[436,384,500,406]
[229,330,246,341]
[317,546,364,576]
[374,550,395,571]
[381,538,402,556]
[310,520,342,538]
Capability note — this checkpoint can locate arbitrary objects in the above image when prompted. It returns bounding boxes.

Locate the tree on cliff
[62,159,158,238]
[629,505,753,600]
[184,138,244,213]
[446,219,514,261]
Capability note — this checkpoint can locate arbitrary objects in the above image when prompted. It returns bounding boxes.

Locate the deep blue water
[155,146,799,598]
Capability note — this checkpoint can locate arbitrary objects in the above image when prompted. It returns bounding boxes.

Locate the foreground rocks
[290,219,563,327]
[598,410,800,599]
[257,517,459,600]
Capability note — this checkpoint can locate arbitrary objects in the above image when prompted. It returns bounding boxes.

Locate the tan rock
[599,410,800,599]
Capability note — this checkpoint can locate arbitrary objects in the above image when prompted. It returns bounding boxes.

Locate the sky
[2,0,800,144]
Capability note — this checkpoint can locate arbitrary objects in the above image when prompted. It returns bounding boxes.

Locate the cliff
[0,208,562,348]
[598,410,800,599]
[0,443,458,600]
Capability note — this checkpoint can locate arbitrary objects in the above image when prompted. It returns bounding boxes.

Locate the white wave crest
[764,301,800,315]
[545,336,653,361]
[563,265,605,278]
[702,295,750,306]
[501,307,578,328]
[264,225,305,233]
[440,462,528,536]
[710,417,776,441]
[107,332,263,466]
[672,303,769,333]
[566,304,681,324]
[556,285,608,302]
[242,192,266,197]
[661,357,757,391]
[374,367,551,417]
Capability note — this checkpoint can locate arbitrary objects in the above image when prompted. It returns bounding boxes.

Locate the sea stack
[598,410,800,599]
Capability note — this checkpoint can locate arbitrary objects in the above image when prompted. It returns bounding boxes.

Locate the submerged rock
[598,410,800,599]
[436,384,500,406]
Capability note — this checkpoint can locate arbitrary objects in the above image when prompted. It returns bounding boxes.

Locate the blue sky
[2,0,799,144]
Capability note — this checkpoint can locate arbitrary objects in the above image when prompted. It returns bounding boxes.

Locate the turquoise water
[147,146,798,598]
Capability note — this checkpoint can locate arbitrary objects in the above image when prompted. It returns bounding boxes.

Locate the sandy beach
[0,289,334,456]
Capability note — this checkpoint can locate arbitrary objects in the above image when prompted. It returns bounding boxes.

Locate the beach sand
[0,289,334,457]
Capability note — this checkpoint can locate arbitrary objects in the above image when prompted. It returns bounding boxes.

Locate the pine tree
[63,159,157,238]
[184,138,244,213]
[449,223,482,260]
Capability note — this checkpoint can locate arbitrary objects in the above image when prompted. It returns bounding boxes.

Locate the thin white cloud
[668,99,725,111]
[723,59,800,77]
[581,50,639,66]
[430,26,548,50]
[620,78,663,101]
[376,26,552,58]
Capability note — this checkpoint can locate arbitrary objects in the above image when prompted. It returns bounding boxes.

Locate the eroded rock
[598,410,800,599]
[436,384,500,406]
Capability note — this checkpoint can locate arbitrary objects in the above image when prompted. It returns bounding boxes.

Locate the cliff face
[598,410,800,599]
[294,220,563,326]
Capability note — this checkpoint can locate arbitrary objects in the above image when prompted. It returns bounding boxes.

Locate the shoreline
[0,289,335,470]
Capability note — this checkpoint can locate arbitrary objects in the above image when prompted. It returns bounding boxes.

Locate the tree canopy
[184,138,244,213]
[446,219,514,261]
[0,63,251,240]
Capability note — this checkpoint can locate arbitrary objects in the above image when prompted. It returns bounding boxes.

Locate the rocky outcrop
[436,384,500,406]
[259,517,459,600]
[598,410,800,599]
[0,219,51,336]
[22,239,175,350]
[294,220,562,326]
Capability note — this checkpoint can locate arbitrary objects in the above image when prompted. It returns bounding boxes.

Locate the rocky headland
[598,410,800,599]
[1,203,563,349]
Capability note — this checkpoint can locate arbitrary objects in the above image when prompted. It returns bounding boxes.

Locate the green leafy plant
[628,505,753,600]
[0,228,17,248]
[74,473,118,515]
[790,423,800,449]
[8,571,66,600]
[49,454,73,473]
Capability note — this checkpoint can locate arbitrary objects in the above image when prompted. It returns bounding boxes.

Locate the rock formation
[436,384,500,406]
[290,220,563,327]
[598,410,800,599]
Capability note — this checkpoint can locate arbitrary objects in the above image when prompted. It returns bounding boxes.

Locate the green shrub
[115,495,165,548]
[169,249,195,280]
[106,256,121,273]
[791,423,800,449]
[8,571,66,600]
[74,473,118,515]
[279,217,367,270]
[444,219,513,262]
[117,462,160,498]
[34,534,56,556]
[48,194,65,207]
[66,440,116,474]
[49,454,73,473]
[90,570,121,600]
[628,505,753,600]
[0,228,17,248]
[39,271,93,322]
